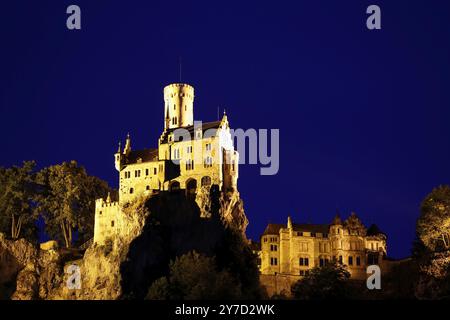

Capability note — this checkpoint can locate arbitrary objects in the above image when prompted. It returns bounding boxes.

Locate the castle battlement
[95,198,119,208]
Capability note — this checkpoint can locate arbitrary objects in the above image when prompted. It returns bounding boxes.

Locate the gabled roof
[262,223,285,235]
[125,148,158,164]
[262,222,329,235]
[160,120,222,143]
[292,223,329,234]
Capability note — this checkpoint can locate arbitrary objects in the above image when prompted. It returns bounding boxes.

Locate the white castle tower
[164,83,194,129]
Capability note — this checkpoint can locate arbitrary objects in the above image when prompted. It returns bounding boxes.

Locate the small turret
[220,109,229,128]
[114,140,122,172]
[287,216,293,229]
[123,133,132,155]
[332,213,343,225]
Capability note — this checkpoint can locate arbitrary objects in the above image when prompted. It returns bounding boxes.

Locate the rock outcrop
[0,188,252,300]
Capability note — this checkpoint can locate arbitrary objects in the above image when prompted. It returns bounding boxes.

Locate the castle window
[270,258,278,266]
[146,169,149,176]
[185,105,186,111]
[270,244,277,252]
[111,221,114,227]
[146,186,150,190]
[348,256,353,266]
[356,256,361,266]
[205,143,211,151]
[174,104,176,110]
[339,256,343,264]
[232,160,235,171]
[299,257,309,266]
[186,159,194,170]
[99,211,102,215]
[154,168,157,175]
[130,188,134,194]
[201,176,211,186]
[135,170,141,178]
[204,157,213,168]
[187,146,192,153]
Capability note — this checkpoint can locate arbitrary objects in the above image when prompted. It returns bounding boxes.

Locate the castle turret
[124,133,131,155]
[287,216,293,229]
[114,141,122,171]
[164,83,194,129]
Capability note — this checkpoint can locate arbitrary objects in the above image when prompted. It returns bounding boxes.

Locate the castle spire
[117,141,121,153]
[123,133,131,155]
[287,216,293,229]
[106,192,111,203]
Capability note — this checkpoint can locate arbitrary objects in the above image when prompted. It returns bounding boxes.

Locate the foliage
[146,251,242,300]
[291,261,352,300]
[0,161,39,241]
[413,185,450,299]
[417,185,450,252]
[36,161,110,247]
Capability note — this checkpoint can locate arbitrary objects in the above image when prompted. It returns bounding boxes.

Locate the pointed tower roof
[220,109,229,128]
[331,213,342,225]
[123,133,131,155]
[287,216,293,229]
[367,224,385,236]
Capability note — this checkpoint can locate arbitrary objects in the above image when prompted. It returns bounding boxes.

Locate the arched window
[201,176,211,186]
[130,188,134,194]
[169,181,180,192]
[186,179,197,196]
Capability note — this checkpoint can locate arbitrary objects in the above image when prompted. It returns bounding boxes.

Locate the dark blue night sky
[1,0,450,258]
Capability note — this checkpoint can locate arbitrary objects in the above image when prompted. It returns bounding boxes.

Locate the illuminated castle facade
[93,83,239,245]
[255,213,388,296]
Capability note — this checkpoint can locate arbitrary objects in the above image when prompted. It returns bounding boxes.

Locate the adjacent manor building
[93,83,239,245]
[254,213,388,296]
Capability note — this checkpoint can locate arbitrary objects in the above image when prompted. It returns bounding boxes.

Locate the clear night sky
[1,1,450,258]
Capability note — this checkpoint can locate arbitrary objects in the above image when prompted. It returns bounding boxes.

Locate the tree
[291,262,352,300]
[36,161,110,247]
[146,251,242,300]
[0,161,38,241]
[417,185,450,252]
[413,186,450,299]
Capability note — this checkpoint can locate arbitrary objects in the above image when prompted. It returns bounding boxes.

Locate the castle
[93,83,239,245]
[254,213,388,296]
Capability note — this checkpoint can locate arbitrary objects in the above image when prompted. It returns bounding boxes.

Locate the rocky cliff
[0,189,254,300]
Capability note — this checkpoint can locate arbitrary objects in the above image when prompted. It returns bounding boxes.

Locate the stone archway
[169,181,180,192]
[185,178,197,197]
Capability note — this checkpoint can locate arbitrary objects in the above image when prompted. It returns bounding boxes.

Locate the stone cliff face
[0,189,250,300]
